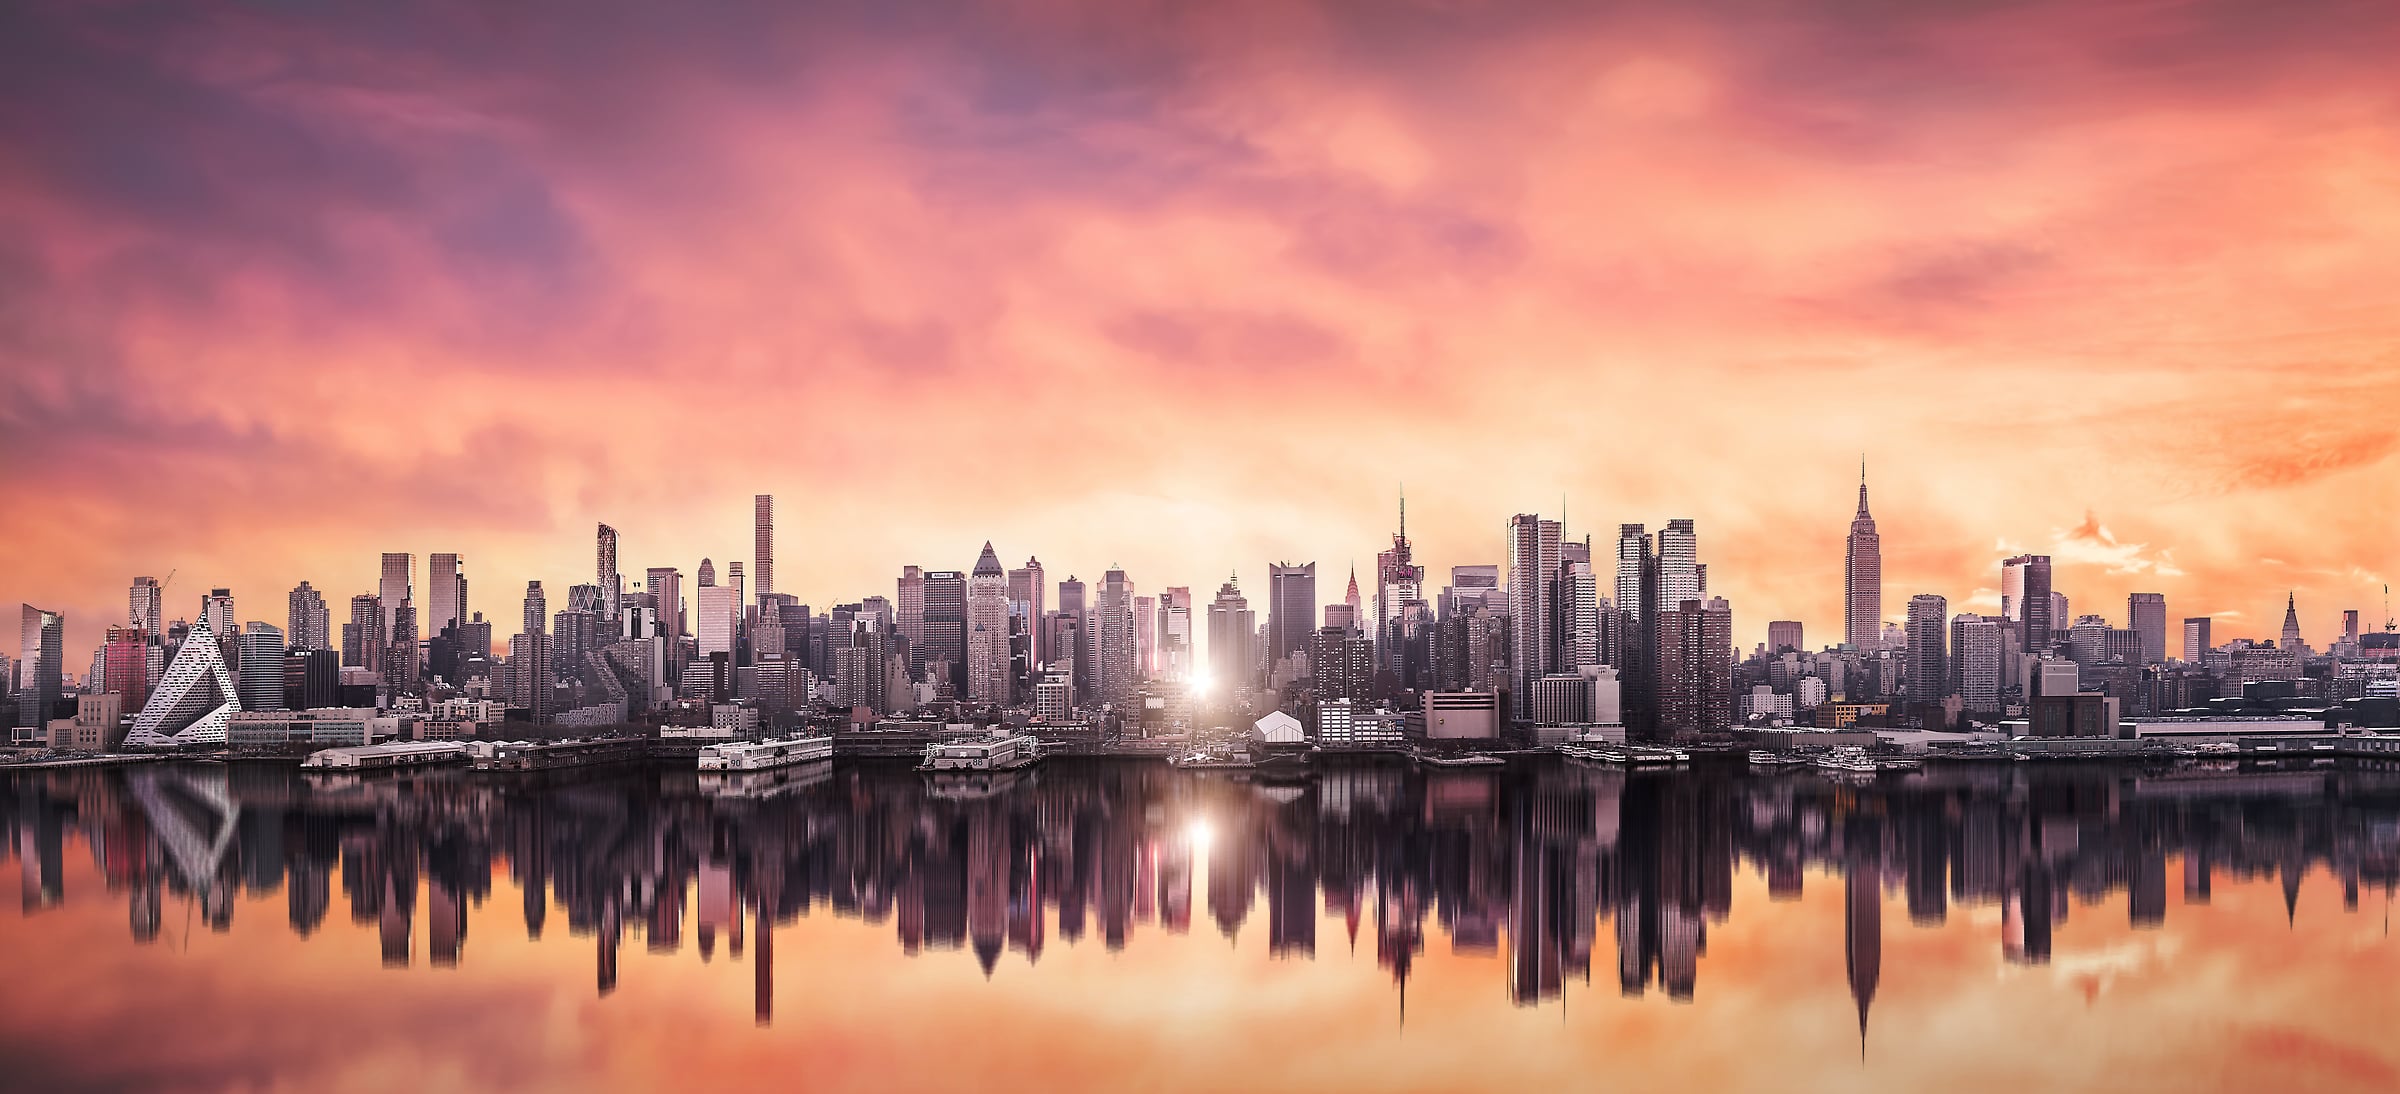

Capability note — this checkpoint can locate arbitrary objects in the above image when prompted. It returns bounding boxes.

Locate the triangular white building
[125,616,240,747]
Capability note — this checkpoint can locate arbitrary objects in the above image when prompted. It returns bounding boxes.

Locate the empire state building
[1844,466,1882,650]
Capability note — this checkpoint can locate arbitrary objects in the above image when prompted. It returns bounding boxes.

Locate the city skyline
[5,477,2383,671]
[3,2,2397,666]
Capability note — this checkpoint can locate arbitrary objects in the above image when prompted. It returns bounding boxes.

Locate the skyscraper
[2127,593,2167,665]
[2005,555,2053,656]
[1009,558,1047,663]
[428,553,466,638]
[379,553,414,643]
[287,581,332,652]
[753,495,775,600]
[203,589,236,639]
[523,582,548,643]
[16,604,63,732]
[966,543,1011,703]
[344,594,384,673]
[2182,617,2213,663]
[1844,467,1882,650]
[1507,514,1562,696]
[646,567,683,639]
[1375,495,1424,675]
[1654,520,1699,620]
[1655,597,1732,736]
[897,566,926,653]
[1098,568,1138,703]
[237,623,286,712]
[1206,576,1254,693]
[128,576,163,634]
[1767,621,1804,653]
[1267,563,1317,674]
[595,526,621,628]
[1905,595,1948,703]
[1956,617,2003,713]
[922,570,968,693]
[1160,586,1193,680]
[2280,593,2304,653]
[103,626,150,713]
[698,577,739,659]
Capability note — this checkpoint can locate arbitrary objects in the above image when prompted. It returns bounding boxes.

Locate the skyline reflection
[6,759,2400,1089]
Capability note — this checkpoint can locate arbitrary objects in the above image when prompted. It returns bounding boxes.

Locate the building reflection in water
[7,760,2400,1045]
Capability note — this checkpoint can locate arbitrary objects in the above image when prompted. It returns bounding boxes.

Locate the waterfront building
[125,615,240,747]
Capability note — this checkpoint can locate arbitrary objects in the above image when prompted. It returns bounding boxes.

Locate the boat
[1814,747,1882,773]
[1419,753,1504,768]
[1169,750,1255,770]
[697,735,833,772]
[1748,750,1810,768]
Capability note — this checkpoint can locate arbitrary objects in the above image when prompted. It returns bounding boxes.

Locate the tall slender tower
[1844,464,1882,650]
[2280,592,2304,653]
[754,495,775,601]
[428,553,467,638]
[379,553,414,644]
[1506,514,1562,697]
[966,543,1011,703]
[595,525,620,627]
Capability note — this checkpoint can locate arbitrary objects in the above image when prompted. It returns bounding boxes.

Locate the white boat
[1748,750,1809,767]
[1814,747,1882,773]
[698,736,834,772]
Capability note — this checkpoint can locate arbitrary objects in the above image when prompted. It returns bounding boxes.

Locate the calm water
[4,758,2398,1092]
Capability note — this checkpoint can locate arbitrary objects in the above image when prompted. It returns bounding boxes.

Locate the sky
[4,0,2398,661]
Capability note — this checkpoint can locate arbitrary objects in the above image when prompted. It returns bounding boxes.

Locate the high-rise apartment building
[378,553,413,643]
[1655,597,1732,736]
[344,595,384,673]
[753,495,774,600]
[1097,568,1139,704]
[1507,515,1562,696]
[1845,469,1882,650]
[2004,555,2053,656]
[1654,520,1699,620]
[1768,620,1804,653]
[1560,557,1600,671]
[897,566,926,652]
[287,581,331,651]
[594,526,621,627]
[1905,595,1947,703]
[966,543,1011,703]
[1956,616,2003,712]
[2127,593,2167,665]
[104,626,150,713]
[128,577,163,634]
[1267,563,1317,674]
[522,582,548,641]
[203,589,236,639]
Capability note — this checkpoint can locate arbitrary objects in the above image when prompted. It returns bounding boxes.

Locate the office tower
[16,605,64,731]
[1161,586,1193,679]
[1768,621,1804,653]
[1055,575,1089,685]
[897,566,926,652]
[1614,524,1656,728]
[966,543,1011,703]
[287,581,331,651]
[1133,594,1157,678]
[203,589,236,638]
[237,623,286,712]
[386,604,422,692]
[728,561,745,644]
[1008,558,1047,662]
[427,553,467,639]
[698,579,740,659]
[1098,568,1138,703]
[1375,495,1424,674]
[1443,564,1502,619]
[1267,563,1317,674]
[2127,593,2166,665]
[104,626,150,713]
[1655,597,1732,736]
[129,576,163,634]
[344,595,385,672]
[646,567,683,639]
[459,611,493,661]
[124,614,239,747]
[695,557,715,588]
[2181,617,2212,663]
[1323,603,1357,633]
[1845,469,1882,649]
[2343,609,2362,647]
[1507,515,1563,696]
[2280,592,2304,653]
[379,553,413,642]
[1956,617,2004,712]
[516,580,545,641]
[1561,557,1600,671]
[1206,577,1254,692]
[1344,565,1363,629]
[1905,595,1947,703]
[587,526,619,629]
[284,648,339,710]
[753,495,774,599]
[1312,626,1375,701]
[2004,555,2053,655]
[922,569,968,693]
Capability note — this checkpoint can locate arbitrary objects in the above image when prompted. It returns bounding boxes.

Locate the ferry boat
[697,735,834,772]
[1748,750,1810,768]
[1418,753,1504,768]
[920,732,1043,773]
[1814,747,1883,773]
